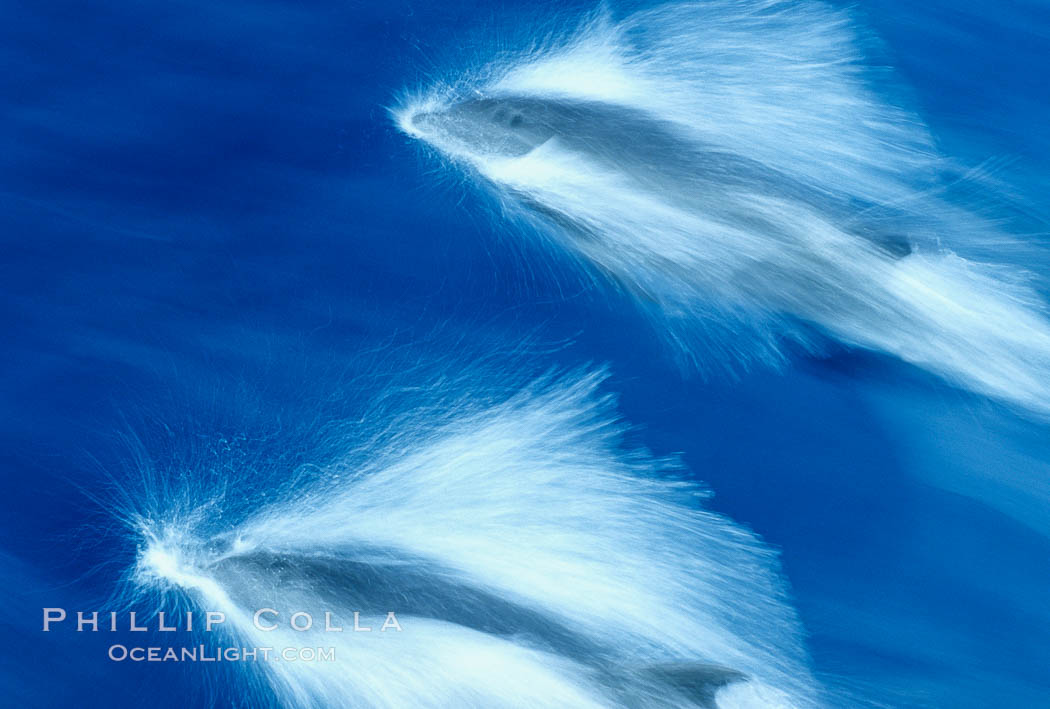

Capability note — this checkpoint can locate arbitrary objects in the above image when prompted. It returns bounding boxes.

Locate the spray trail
[118,371,819,708]
[394,1,1050,417]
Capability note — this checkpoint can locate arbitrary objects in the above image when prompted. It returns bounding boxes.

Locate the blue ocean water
[1,1,1048,707]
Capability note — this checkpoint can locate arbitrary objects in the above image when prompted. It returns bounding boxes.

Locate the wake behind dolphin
[120,370,820,708]
[395,1,1050,417]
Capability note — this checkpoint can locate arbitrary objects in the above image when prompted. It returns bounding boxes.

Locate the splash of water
[395,1,1050,417]
[119,371,820,708]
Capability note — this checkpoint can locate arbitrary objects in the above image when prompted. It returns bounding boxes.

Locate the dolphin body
[402,92,917,326]
[396,3,1050,417]
[129,371,819,708]
[411,96,915,258]
[211,546,749,708]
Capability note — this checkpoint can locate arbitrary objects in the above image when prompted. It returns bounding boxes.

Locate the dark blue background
[1,1,1048,706]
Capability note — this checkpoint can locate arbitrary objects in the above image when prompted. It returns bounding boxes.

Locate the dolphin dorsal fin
[641,662,747,707]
